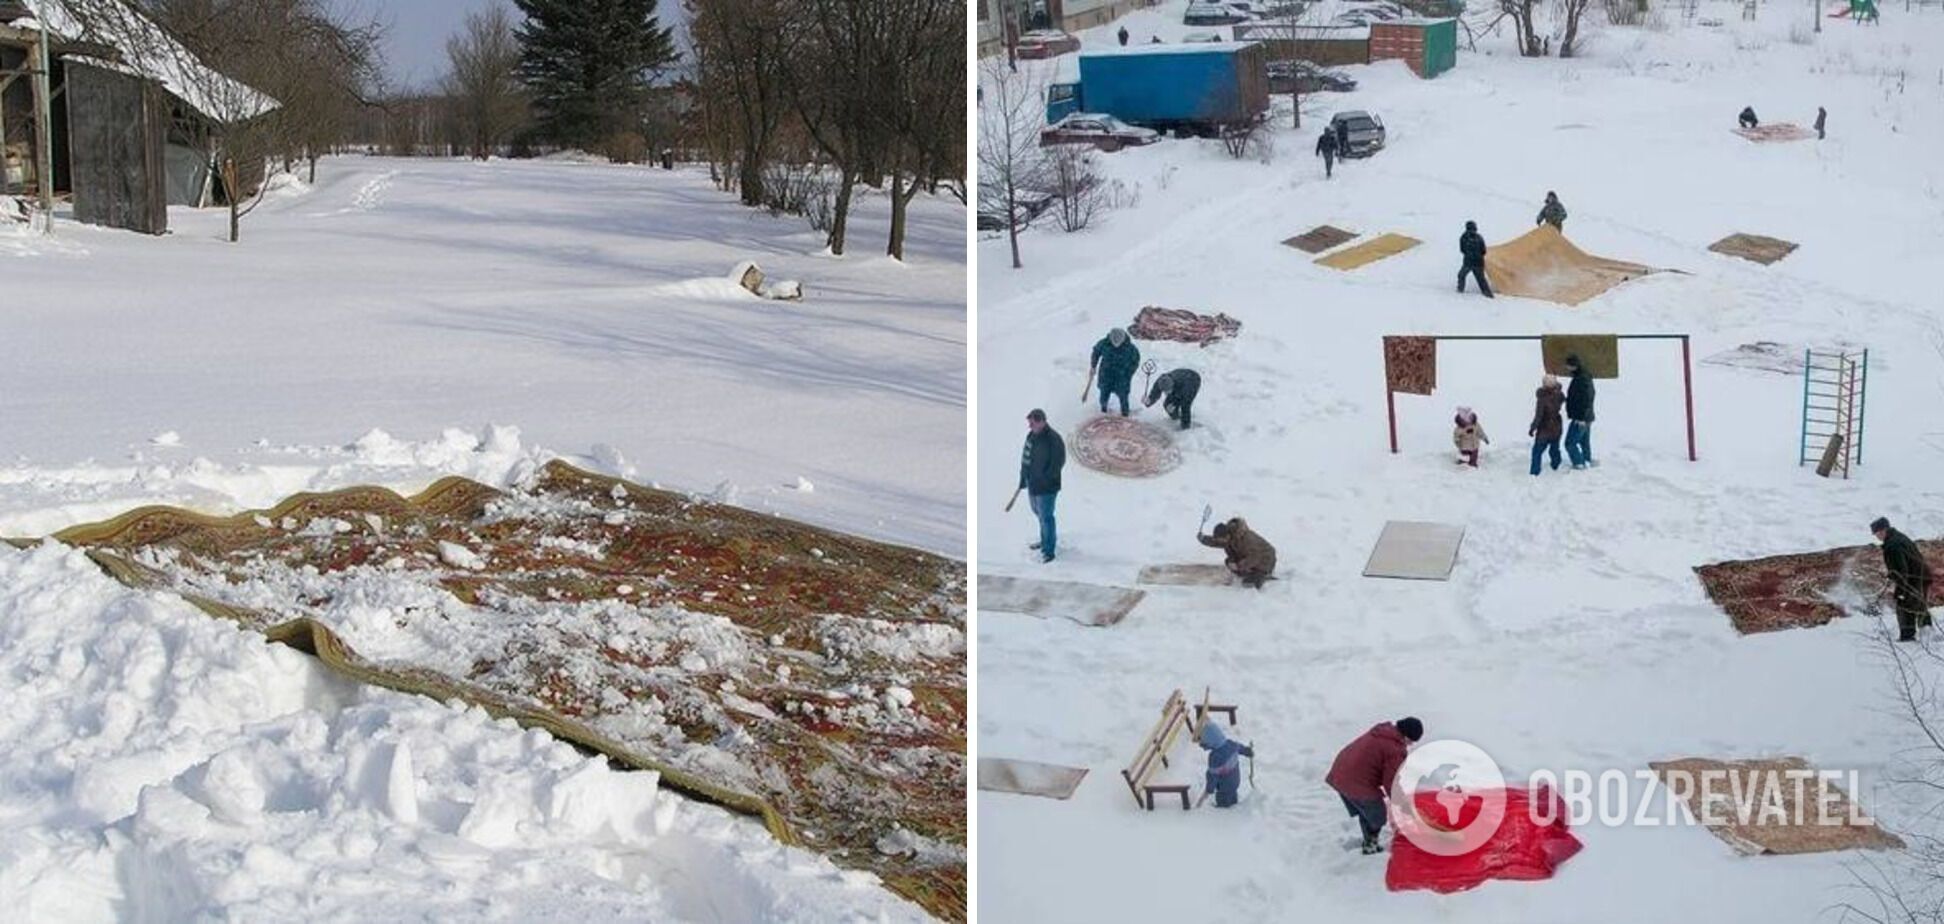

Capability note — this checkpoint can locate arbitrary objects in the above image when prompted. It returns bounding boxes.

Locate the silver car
[1329,110,1386,157]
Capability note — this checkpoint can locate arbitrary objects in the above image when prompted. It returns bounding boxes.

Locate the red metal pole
[1387,388,1399,454]
[1681,335,1697,461]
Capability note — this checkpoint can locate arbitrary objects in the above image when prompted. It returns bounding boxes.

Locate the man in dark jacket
[1815,106,1827,140]
[1118,25,1130,45]
[1089,327,1141,416]
[1020,409,1066,562]
[1536,191,1567,230]
[1198,516,1276,588]
[1457,221,1492,297]
[1563,353,1596,469]
[1874,517,1934,641]
[1325,717,1423,854]
[1144,368,1201,430]
[1739,106,1759,129]
[1315,128,1339,178]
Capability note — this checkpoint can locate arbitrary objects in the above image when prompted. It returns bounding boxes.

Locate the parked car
[1182,30,1227,42]
[1016,29,1081,59]
[1184,1,1250,24]
[1330,110,1387,156]
[1039,112,1163,152]
[1266,60,1358,93]
[978,189,1061,231]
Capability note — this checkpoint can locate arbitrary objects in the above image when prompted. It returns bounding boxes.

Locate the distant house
[0,0,276,234]
[979,0,1168,56]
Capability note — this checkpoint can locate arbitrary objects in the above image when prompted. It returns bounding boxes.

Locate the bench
[1121,687,1242,811]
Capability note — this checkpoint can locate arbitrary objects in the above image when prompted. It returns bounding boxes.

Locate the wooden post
[1386,387,1399,454]
[1681,335,1697,462]
[30,30,55,232]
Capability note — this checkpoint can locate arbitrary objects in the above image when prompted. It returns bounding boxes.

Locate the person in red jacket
[1325,717,1423,854]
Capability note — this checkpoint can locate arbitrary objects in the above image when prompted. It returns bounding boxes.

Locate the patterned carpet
[1129,306,1242,346]
[1072,414,1183,477]
[1693,539,1942,634]
[49,461,968,921]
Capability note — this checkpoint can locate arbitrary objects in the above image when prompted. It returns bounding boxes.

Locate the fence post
[1386,388,1399,454]
[1856,348,1869,465]
[1682,335,1697,461]
[1799,348,1812,466]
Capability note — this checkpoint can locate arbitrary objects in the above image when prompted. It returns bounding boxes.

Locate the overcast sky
[330,0,692,91]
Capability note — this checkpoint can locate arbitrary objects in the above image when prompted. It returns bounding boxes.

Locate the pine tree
[514,0,677,150]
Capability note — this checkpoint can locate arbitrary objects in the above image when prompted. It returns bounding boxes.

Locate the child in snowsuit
[1452,406,1489,467]
[1536,191,1567,230]
[1199,722,1254,808]
[1529,375,1566,476]
[1457,221,1492,297]
[1198,517,1277,589]
[1144,368,1201,430]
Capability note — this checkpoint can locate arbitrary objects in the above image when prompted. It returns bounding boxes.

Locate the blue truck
[1045,43,1271,137]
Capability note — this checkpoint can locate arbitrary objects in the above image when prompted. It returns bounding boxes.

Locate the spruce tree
[514,0,677,151]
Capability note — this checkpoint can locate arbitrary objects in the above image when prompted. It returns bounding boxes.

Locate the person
[1150,35,1163,43]
[1563,354,1596,469]
[1452,406,1489,467]
[1529,375,1566,476]
[1019,409,1066,563]
[1457,220,1492,297]
[1315,127,1339,178]
[1117,25,1130,45]
[1739,106,1759,130]
[1089,327,1141,417]
[1874,517,1934,642]
[1325,717,1423,855]
[1335,118,1350,156]
[1199,722,1255,808]
[1815,106,1827,140]
[1536,191,1567,231]
[1144,368,1201,430]
[1198,516,1276,589]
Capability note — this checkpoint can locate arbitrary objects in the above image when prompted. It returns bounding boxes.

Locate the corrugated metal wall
[65,60,167,234]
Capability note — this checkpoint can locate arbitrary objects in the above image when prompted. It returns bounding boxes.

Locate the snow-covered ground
[979,3,1944,921]
[0,157,962,921]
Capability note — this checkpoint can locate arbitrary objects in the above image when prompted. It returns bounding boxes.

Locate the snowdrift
[1484,226,1657,306]
[1386,787,1584,893]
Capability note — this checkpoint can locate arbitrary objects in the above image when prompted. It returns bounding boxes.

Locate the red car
[1039,113,1162,152]
[1016,30,1081,59]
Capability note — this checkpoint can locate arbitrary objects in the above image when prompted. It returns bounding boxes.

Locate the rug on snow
[1072,414,1183,478]
[1693,539,1943,634]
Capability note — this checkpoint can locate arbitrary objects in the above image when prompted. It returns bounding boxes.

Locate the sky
[329,0,692,92]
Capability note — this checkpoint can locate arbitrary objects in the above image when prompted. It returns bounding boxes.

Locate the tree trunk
[223,158,241,243]
[1006,180,1022,269]
[828,169,856,255]
[1291,86,1302,129]
[308,155,318,184]
[738,147,763,206]
[887,172,908,260]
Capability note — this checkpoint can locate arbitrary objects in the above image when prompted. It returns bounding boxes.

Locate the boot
[1361,833,1384,855]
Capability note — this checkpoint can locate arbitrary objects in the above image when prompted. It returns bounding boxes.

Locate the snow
[0,157,959,920]
[980,2,1944,921]
[0,541,928,921]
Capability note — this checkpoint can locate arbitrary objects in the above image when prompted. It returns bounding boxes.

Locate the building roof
[11,0,277,123]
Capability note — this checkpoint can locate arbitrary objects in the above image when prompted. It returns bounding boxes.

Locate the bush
[601,131,650,164]
[759,160,837,232]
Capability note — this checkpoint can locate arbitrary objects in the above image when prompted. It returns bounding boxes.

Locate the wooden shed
[1369,18,1457,78]
[1232,23,1371,68]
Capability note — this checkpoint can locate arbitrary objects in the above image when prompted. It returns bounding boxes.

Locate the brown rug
[1129,306,1242,346]
[1072,415,1183,478]
[977,574,1146,627]
[1694,539,1944,634]
[1734,124,1817,143]
[977,757,1090,800]
[1650,757,1904,855]
[1283,224,1359,254]
[45,461,967,921]
[1136,563,1238,586]
[1485,226,1657,306]
[1709,233,1799,265]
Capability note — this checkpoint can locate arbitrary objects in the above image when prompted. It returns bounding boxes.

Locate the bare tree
[977,57,1046,269]
[687,0,802,207]
[443,4,529,160]
[1560,0,1599,56]
[875,0,961,260]
[793,0,882,255]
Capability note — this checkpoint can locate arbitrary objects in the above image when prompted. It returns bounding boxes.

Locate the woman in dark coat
[1529,375,1566,476]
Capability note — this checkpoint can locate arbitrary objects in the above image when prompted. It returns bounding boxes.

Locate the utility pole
[1815,0,1822,32]
[31,16,55,234]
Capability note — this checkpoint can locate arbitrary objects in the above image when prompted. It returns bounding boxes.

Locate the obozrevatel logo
[1388,739,1508,856]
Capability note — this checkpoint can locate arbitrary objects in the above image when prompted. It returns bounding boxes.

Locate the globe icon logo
[1389,739,1508,857]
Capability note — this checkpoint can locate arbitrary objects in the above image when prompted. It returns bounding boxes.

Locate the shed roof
[10,0,277,123]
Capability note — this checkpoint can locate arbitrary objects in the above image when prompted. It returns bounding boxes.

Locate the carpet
[1649,757,1904,855]
[1137,563,1240,586]
[1384,336,1438,396]
[1129,306,1242,346]
[977,758,1090,800]
[977,574,1146,627]
[1734,124,1817,143]
[44,461,968,921]
[1694,539,1943,634]
[1072,415,1183,478]
[1315,233,1421,270]
[1709,233,1799,265]
[1485,226,1657,306]
[1541,334,1621,379]
[1283,225,1359,254]
[1363,521,1466,581]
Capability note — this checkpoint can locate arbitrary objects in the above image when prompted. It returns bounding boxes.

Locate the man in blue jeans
[1563,353,1596,469]
[1019,409,1066,562]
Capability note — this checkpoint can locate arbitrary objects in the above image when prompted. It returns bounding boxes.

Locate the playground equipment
[1799,348,1868,478]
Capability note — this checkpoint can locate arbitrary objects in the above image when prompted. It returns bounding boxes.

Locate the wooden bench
[1121,687,1241,811]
